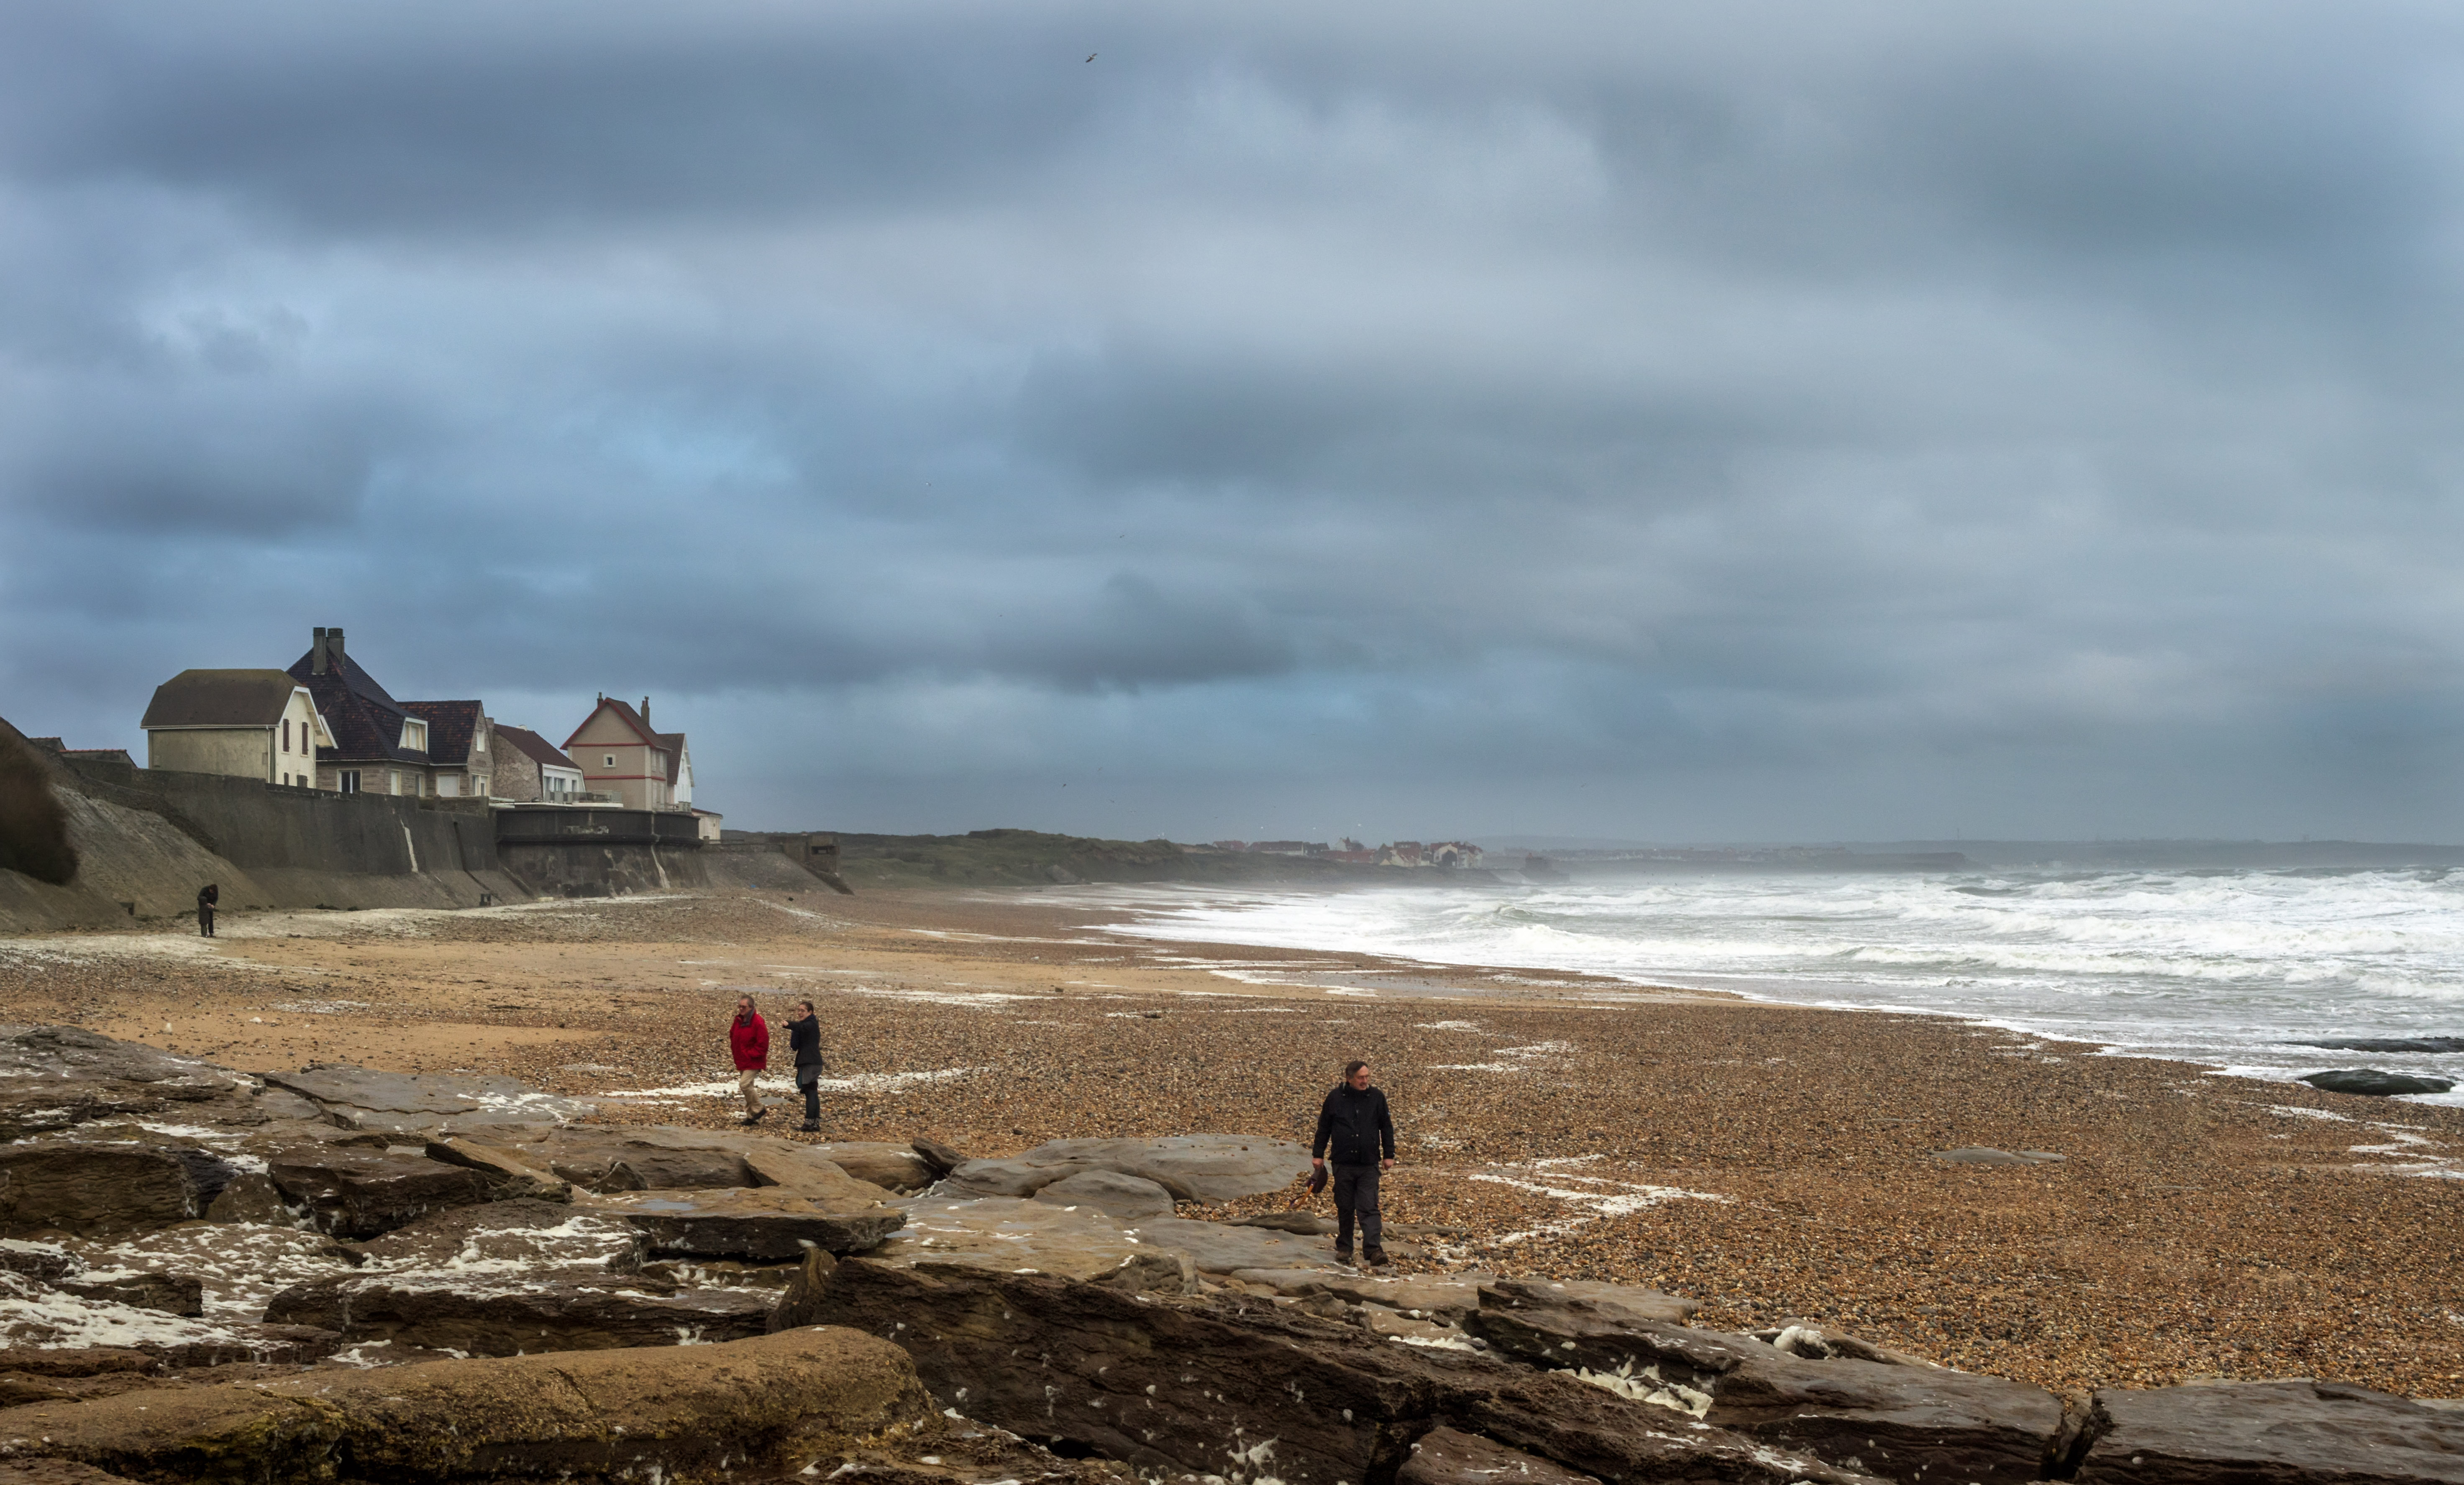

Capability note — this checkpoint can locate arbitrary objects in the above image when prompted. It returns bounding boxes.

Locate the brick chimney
[641,696,651,726]
[311,626,329,675]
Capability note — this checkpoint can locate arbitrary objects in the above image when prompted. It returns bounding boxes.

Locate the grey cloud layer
[4,0,2463,838]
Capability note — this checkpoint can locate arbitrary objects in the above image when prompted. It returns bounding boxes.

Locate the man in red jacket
[729,994,771,1123]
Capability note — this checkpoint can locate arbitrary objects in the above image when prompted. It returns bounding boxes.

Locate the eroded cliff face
[0,724,77,888]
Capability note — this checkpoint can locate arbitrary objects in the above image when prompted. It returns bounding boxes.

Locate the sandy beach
[3,882,2458,1402]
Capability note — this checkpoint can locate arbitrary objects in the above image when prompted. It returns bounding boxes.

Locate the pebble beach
[3,883,2458,1402]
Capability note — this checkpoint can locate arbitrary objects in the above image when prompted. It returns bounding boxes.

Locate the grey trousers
[1331,1162,1382,1251]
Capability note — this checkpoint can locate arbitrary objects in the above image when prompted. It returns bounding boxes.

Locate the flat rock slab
[0,1325,932,1483]
[0,1029,255,1144]
[264,1271,773,1354]
[813,1142,937,1193]
[591,1187,904,1262]
[263,1065,594,1134]
[2079,1380,2464,1483]
[497,1127,895,1205]
[1127,1216,1350,1275]
[1932,1147,2065,1166]
[1489,1278,1701,1326]
[1401,1426,1600,1485]
[0,1269,338,1365]
[1032,1170,1176,1221]
[1231,1269,1503,1319]
[349,1198,643,1274]
[809,1258,1880,1485]
[1466,1283,2062,1485]
[258,1143,497,1239]
[0,1139,221,1239]
[941,1134,1308,1203]
[876,1198,1193,1293]
[59,1223,361,1321]
[2299,1068,2457,1097]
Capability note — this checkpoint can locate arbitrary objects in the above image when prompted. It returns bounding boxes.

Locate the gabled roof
[287,648,430,766]
[493,725,579,773]
[401,701,482,767]
[655,731,688,786]
[563,697,664,752]
[141,670,305,730]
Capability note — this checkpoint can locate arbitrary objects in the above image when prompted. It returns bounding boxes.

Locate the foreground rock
[1401,1426,1601,1485]
[1031,1169,1176,1221]
[591,1187,904,1261]
[489,1126,901,1204]
[808,1257,1883,1485]
[1465,1280,2067,1485]
[261,1066,595,1135]
[348,1198,641,1274]
[257,1140,502,1239]
[0,1029,264,1145]
[264,1270,774,1354]
[2076,1380,2464,1483]
[0,1137,233,1239]
[939,1134,1308,1203]
[2299,1068,2456,1097]
[871,1198,1194,1293]
[0,1326,931,1483]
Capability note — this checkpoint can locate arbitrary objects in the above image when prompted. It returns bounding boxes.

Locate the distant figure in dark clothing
[196,883,218,938]
[788,999,825,1132]
[1311,1059,1396,1267]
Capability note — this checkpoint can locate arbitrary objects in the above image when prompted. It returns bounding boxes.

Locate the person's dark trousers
[1332,1162,1382,1254]
[797,1067,821,1127]
[198,909,214,938]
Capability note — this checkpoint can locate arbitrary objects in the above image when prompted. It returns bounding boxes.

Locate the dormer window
[400,718,428,752]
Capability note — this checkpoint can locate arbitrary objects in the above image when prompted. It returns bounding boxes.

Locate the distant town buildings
[1206,837,1484,868]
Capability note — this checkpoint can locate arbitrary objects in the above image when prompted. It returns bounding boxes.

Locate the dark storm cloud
[4,0,2464,839]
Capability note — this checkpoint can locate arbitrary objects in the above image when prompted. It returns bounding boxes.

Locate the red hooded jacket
[730,1011,770,1071]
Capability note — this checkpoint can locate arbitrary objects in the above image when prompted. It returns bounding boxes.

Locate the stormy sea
[1098,864,2464,1106]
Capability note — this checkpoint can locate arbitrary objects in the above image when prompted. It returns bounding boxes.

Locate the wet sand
[3,883,2460,1400]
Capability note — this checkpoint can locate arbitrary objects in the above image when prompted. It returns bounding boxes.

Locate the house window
[400,719,427,751]
[474,732,487,753]
[438,775,460,798]
[282,719,291,752]
[340,771,360,794]
[604,755,615,767]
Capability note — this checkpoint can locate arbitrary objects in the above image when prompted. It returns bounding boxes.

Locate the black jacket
[787,1014,824,1069]
[1313,1084,1394,1165]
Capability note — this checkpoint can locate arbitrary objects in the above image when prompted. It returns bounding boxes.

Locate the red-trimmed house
[564,696,689,812]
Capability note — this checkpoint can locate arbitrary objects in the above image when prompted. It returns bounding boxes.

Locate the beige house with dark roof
[564,696,678,810]
[141,669,334,786]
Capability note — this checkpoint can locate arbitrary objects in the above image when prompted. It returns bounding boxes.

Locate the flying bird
[1086,52,1096,62]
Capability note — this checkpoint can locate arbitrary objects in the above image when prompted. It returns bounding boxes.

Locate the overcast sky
[5,1,2464,842]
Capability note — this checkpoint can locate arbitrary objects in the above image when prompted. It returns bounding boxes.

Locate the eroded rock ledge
[0,1026,2452,1485]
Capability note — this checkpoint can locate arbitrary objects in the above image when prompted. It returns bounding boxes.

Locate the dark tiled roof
[401,701,482,767]
[141,670,302,730]
[655,731,687,786]
[287,648,429,766]
[493,725,576,772]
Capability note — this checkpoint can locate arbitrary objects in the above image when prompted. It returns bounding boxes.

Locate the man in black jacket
[1311,1059,1396,1266]
[787,1000,825,1132]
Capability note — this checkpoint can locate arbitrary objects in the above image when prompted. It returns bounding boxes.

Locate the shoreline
[3,883,2461,1398]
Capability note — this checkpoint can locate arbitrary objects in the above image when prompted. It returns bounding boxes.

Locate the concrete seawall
[495,805,708,898]
[0,757,530,932]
